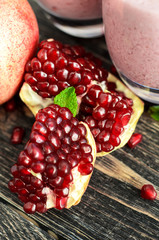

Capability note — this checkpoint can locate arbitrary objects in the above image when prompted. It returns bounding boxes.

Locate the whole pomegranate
[0,0,39,105]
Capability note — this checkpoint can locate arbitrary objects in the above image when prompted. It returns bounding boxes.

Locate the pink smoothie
[37,0,102,20]
[102,0,159,89]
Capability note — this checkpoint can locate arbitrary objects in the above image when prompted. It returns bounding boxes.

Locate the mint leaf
[54,87,78,117]
[148,105,159,121]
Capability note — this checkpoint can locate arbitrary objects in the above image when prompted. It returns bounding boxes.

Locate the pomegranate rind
[97,73,144,157]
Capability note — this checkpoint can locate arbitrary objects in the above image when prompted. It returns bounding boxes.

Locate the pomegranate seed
[128,133,142,148]
[23,202,36,214]
[141,184,157,200]
[78,163,93,175]
[11,127,25,144]
[4,98,16,111]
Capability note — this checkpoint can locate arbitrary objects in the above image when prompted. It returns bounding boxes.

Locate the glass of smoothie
[36,0,103,38]
[102,0,159,104]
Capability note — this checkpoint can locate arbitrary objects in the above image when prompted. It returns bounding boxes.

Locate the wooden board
[0,1,159,239]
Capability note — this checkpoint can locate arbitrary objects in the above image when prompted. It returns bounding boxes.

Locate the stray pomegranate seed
[11,127,25,144]
[4,98,16,111]
[127,133,142,148]
[141,184,157,200]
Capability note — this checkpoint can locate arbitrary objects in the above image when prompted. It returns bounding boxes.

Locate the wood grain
[0,0,159,239]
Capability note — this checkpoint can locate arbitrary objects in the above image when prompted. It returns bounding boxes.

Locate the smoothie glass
[102,0,159,104]
[36,0,103,38]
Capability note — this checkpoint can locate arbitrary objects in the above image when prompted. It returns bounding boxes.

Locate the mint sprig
[148,105,159,121]
[54,87,78,117]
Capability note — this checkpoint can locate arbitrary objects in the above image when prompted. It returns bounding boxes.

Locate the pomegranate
[8,103,96,214]
[0,0,39,105]
[20,39,144,156]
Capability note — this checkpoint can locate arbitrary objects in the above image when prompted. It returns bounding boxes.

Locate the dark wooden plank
[0,0,159,240]
[0,201,57,240]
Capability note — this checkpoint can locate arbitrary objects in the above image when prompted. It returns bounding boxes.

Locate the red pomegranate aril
[4,98,16,112]
[55,187,69,197]
[37,82,49,92]
[14,178,25,188]
[112,121,124,136]
[8,180,17,192]
[85,116,97,128]
[27,142,45,161]
[141,184,157,200]
[82,95,96,107]
[109,134,121,147]
[49,133,61,149]
[23,202,36,214]
[58,160,70,176]
[37,48,48,62]
[48,49,61,61]
[11,127,25,144]
[87,85,102,100]
[49,176,64,188]
[31,58,41,71]
[97,130,110,143]
[45,153,58,164]
[117,109,132,126]
[80,143,92,154]
[18,188,29,196]
[78,163,93,175]
[45,164,57,178]
[30,131,46,144]
[18,151,32,167]
[75,85,87,95]
[31,162,46,173]
[32,121,47,135]
[93,106,106,120]
[91,128,100,138]
[56,69,68,81]
[33,71,47,82]
[29,194,40,203]
[58,81,70,91]
[56,196,67,210]
[48,84,59,96]
[39,91,51,98]
[68,72,81,85]
[102,142,114,152]
[97,92,112,107]
[11,164,19,177]
[55,56,68,69]
[18,195,29,203]
[18,166,31,176]
[82,153,93,163]
[30,176,43,189]
[70,128,81,142]
[68,61,81,71]
[128,133,142,148]
[36,202,47,213]
[59,107,72,120]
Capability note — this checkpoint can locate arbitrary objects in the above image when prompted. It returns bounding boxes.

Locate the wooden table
[1,1,159,239]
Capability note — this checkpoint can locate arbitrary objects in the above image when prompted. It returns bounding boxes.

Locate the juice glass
[36,0,103,38]
[102,0,159,103]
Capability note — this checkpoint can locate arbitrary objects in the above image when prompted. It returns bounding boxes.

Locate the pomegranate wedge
[9,104,96,214]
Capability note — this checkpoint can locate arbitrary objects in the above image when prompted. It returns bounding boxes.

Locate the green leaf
[54,87,78,117]
[148,105,159,121]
